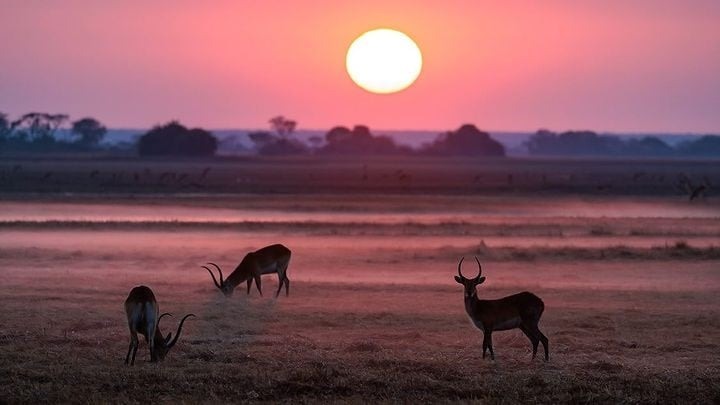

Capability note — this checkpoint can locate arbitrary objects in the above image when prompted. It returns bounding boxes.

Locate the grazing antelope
[203,244,291,298]
[124,286,195,365]
[454,257,549,361]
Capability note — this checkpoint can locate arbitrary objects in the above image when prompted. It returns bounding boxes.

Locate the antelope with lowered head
[203,243,291,298]
[454,257,549,361]
[124,285,195,365]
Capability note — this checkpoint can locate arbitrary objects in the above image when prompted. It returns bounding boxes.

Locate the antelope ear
[165,333,172,343]
[477,276,486,284]
[454,276,463,284]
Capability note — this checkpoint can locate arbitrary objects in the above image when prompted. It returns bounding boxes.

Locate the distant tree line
[250,119,506,157]
[0,111,107,152]
[5,110,718,158]
[119,119,506,158]
[525,130,720,157]
[675,136,720,157]
[0,111,219,157]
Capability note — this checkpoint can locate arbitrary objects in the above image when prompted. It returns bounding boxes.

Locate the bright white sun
[346,28,422,94]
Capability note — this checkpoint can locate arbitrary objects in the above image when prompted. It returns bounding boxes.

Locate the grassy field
[0,155,718,195]
[1,157,719,403]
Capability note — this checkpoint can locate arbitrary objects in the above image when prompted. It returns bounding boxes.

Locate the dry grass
[1,232,719,403]
[1,277,719,403]
[1,158,719,403]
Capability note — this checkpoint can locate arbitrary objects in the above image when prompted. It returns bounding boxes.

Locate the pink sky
[1,1,719,132]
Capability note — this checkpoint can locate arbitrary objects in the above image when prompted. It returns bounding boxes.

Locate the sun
[346,29,423,94]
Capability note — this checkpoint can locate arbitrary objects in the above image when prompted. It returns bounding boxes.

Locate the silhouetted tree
[528,130,595,155]
[186,128,217,155]
[524,129,556,155]
[559,131,624,155]
[0,112,9,142]
[676,135,720,157]
[10,112,68,144]
[71,117,107,147]
[325,126,353,144]
[250,116,307,155]
[526,130,682,157]
[422,124,505,156]
[319,125,410,155]
[137,121,217,156]
[625,137,674,156]
[269,116,297,138]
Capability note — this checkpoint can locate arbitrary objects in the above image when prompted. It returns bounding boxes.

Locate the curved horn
[474,256,483,280]
[202,265,222,289]
[457,257,465,278]
[167,314,195,349]
[158,312,172,326]
[158,313,172,338]
[207,262,224,285]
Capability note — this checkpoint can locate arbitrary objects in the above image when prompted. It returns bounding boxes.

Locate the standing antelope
[124,285,195,365]
[203,244,291,298]
[454,257,549,361]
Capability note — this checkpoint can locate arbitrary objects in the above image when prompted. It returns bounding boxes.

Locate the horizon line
[92,127,718,136]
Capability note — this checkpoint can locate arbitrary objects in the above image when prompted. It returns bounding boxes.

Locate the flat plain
[0,157,718,403]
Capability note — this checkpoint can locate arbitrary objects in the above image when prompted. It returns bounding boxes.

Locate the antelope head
[153,312,195,361]
[203,262,235,297]
[454,256,486,299]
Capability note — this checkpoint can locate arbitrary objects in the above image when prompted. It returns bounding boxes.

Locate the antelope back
[125,286,159,333]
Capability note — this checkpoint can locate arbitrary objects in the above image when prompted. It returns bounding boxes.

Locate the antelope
[203,244,291,298]
[124,285,195,365]
[454,257,549,361]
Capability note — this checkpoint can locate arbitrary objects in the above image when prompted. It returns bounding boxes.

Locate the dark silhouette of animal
[454,257,549,361]
[124,286,194,365]
[203,244,291,298]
